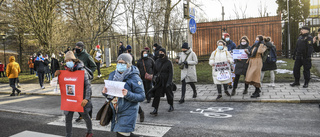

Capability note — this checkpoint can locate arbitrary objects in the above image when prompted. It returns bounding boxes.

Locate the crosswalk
[10,131,63,137]
[0,96,43,105]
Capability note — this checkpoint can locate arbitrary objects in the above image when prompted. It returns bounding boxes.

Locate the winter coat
[34,57,49,72]
[44,59,51,74]
[262,42,277,71]
[178,48,198,83]
[128,53,136,66]
[118,45,126,56]
[209,48,234,84]
[51,58,60,74]
[151,57,173,97]
[107,66,145,133]
[93,49,103,63]
[137,51,155,81]
[0,64,4,71]
[75,49,97,73]
[153,45,162,61]
[28,59,34,69]
[6,56,21,78]
[226,40,237,51]
[245,43,267,87]
[234,44,251,75]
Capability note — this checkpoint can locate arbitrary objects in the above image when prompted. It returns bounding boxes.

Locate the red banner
[58,70,84,112]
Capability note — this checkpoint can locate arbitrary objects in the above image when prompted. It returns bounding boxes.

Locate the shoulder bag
[142,59,153,81]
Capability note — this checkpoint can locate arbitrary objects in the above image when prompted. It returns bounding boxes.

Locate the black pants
[181,79,196,99]
[96,62,101,75]
[138,106,143,114]
[293,58,311,83]
[217,84,228,94]
[30,68,34,74]
[152,87,173,109]
[233,74,249,89]
[38,71,45,87]
[0,71,5,77]
[143,80,152,101]
[9,78,20,94]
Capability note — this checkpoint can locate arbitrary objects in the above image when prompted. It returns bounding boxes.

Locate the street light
[1,34,6,66]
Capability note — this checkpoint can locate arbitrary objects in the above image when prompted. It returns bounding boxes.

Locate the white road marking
[48,116,172,137]
[0,96,43,105]
[190,107,234,118]
[10,130,63,137]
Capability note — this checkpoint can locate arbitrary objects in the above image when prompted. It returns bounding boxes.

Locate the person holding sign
[55,51,93,137]
[245,35,267,98]
[209,40,234,100]
[232,36,251,96]
[102,53,145,137]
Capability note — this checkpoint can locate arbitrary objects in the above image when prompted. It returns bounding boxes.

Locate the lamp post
[1,34,6,66]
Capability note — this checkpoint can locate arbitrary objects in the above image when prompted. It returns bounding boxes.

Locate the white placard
[232,49,248,59]
[104,80,126,97]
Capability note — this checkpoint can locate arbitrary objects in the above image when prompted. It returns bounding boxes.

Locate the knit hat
[76,41,85,48]
[301,26,310,31]
[224,33,230,38]
[117,53,132,66]
[181,42,189,49]
[217,40,226,46]
[153,43,159,47]
[96,45,100,49]
[144,47,150,51]
[65,51,76,61]
[126,45,132,50]
[159,48,166,54]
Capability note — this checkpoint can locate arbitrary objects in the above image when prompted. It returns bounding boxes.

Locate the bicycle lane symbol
[190,107,234,118]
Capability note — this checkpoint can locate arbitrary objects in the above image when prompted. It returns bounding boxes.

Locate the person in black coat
[152,43,162,61]
[232,36,251,95]
[126,45,136,66]
[118,42,126,56]
[50,53,60,78]
[149,48,174,116]
[34,53,49,89]
[261,37,277,87]
[137,49,155,103]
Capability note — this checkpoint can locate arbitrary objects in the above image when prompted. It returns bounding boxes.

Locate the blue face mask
[218,46,224,50]
[117,63,128,72]
[143,54,148,57]
[225,38,230,41]
[66,61,74,69]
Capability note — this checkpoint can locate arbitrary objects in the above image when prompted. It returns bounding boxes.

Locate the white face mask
[241,42,247,45]
[153,47,156,50]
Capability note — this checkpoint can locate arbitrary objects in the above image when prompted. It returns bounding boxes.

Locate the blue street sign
[189,18,196,34]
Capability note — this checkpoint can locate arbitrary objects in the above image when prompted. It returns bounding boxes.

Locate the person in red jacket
[0,60,5,77]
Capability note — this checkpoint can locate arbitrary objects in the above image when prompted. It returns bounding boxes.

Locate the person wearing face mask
[144,47,154,58]
[34,53,49,89]
[245,35,267,98]
[291,26,316,88]
[74,41,97,74]
[137,49,155,103]
[152,43,162,61]
[118,41,126,56]
[231,36,251,96]
[92,45,103,78]
[55,51,94,137]
[209,40,234,100]
[223,33,237,52]
[101,53,145,137]
[260,37,277,87]
[178,42,198,103]
[126,45,136,66]
[149,48,174,116]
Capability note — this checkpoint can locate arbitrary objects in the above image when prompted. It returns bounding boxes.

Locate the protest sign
[214,61,231,81]
[104,80,126,97]
[59,70,84,112]
[233,49,248,59]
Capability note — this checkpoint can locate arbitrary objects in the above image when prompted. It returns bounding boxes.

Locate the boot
[216,94,222,100]
[168,105,174,112]
[150,108,158,116]
[75,116,82,122]
[140,111,145,122]
[303,80,309,88]
[10,93,15,96]
[192,91,197,98]
[231,88,236,96]
[251,88,261,98]
[16,89,21,96]
[179,98,185,104]
[225,90,231,96]
[290,80,300,87]
[243,89,248,95]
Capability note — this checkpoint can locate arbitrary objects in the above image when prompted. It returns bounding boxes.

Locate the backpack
[266,46,277,63]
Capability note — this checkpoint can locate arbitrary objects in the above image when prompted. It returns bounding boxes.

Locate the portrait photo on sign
[66,85,75,96]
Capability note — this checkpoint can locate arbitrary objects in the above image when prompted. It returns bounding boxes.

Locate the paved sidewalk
[0,82,319,103]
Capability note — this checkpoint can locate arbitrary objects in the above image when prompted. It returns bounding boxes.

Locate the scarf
[249,42,263,58]
[113,67,132,82]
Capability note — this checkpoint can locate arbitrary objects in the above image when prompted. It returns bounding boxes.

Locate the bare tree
[258,0,268,17]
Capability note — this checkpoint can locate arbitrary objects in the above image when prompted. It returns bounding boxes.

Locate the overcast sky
[195,0,279,21]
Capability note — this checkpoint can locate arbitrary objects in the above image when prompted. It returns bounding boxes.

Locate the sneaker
[17,90,21,96]
[41,86,45,89]
[268,83,275,87]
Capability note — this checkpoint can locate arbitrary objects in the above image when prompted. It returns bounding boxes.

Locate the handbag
[142,60,153,81]
[179,52,191,69]
[96,101,113,126]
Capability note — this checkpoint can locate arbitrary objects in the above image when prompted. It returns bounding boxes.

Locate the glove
[292,56,295,60]
[54,70,61,77]
[81,99,88,107]
[184,61,188,69]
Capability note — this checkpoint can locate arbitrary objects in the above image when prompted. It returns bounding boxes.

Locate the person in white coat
[209,40,234,100]
[178,42,198,104]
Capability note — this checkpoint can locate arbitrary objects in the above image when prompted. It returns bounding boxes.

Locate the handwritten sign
[104,80,126,97]
[214,62,231,81]
[233,49,248,59]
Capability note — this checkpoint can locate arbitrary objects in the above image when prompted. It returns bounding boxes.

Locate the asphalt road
[0,94,320,137]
